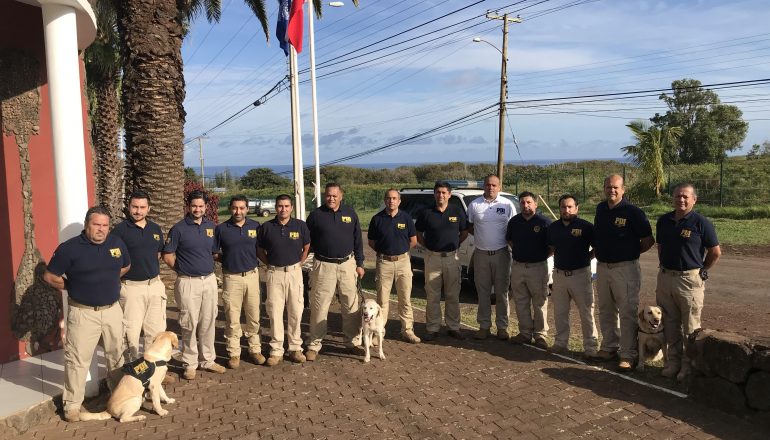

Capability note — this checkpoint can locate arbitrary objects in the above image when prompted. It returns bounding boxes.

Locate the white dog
[361,298,386,363]
[80,331,178,422]
[637,305,666,371]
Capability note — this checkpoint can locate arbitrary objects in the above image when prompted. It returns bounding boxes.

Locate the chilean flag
[276,0,304,56]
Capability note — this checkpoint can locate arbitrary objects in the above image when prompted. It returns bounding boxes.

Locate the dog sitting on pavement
[637,305,666,371]
[80,331,178,422]
[361,298,386,363]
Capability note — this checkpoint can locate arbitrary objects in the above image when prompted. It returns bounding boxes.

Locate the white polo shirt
[467,195,516,251]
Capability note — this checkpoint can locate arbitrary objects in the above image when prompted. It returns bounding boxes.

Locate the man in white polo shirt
[467,174,516,340]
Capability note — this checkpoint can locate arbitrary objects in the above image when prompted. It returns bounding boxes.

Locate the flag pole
[289,45,306,219]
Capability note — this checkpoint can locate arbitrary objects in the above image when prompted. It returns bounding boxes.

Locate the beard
[560,213,577,222]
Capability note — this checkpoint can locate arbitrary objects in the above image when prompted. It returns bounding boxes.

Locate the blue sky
[181,0,770,168]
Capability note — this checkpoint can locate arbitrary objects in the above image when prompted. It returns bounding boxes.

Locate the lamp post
[308,1,345,207]
[474,13,521,183]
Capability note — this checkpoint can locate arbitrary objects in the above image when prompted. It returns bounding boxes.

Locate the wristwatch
[699,268,709,281]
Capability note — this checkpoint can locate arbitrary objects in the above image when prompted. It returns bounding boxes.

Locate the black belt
[223,268,258,277]
[68,298,117,311]
[660,267,699,276]
[477,247,508,255]
[122,276,161,286]
[377,253,408,262]
[267,263,301,272]
[315,254,352,264]
[555,267,589,277]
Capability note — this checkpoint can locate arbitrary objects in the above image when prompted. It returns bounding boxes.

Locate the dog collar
[639,328,661,335]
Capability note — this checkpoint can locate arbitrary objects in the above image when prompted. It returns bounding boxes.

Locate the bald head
[604,174,625,207]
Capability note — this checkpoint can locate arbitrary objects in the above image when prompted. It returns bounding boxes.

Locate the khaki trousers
[551,267,599,353]
[473,248,511,331]
[265,264,304,356]
[119,277,167,361]
[375,254,415,334]
[175,274,218,369]
[596,260,641,360]
[510,260,549,340]
[222,270,261,357]
[424,251,461,333]
[63,302,124,412]
[655,268,704,369]
[306,258,362,351]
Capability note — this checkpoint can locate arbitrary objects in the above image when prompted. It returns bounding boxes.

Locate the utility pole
[484,11,521,183]
[196,136,208,188]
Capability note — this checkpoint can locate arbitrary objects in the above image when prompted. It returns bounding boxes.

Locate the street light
[308,1,345,208]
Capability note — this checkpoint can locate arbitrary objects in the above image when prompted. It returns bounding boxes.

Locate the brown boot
[204,363,226,374]
[288,351,306,363]
[474,328,490,340]
[183,367,196,380]
[510,333,532,345]
[162,373,177,384]
[305,350,319,361]
[250,352,266,365]
[265,355,283,366]
[63,409,80,422]
[228,356,240,369]
[401,331,421,344]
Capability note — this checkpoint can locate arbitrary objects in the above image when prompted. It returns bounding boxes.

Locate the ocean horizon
[200,158,629,178]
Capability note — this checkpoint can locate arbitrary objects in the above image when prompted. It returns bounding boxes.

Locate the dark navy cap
[656,210,719,270]
[593,199,653,263]
[162,216,216,276]
[111,219,163,281]
[306,204,364,267]
[258,218,311,266]
[414,204,467,252]
[506,212,552,263]
[368,209,416,256]
[214,218,260,273]
[547,217,594,271]
[47,232,130,306]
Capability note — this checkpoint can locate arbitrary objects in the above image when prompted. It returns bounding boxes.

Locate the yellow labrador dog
[81,331,178,422]
[637,305,666,371]
[361,298,386,363]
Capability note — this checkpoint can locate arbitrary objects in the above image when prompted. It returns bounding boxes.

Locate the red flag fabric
[287,0,304,53]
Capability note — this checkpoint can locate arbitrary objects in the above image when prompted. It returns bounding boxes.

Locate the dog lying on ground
[80,331,178,422]
[637,305,666,371]
[361,298,386,363]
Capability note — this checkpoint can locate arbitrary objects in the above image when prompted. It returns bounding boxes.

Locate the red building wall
[0,0,95,363]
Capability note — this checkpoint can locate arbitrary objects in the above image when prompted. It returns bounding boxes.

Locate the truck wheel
[261,210,270,217]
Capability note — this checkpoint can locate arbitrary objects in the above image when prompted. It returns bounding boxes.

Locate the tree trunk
[92,78,124,223]
[117,0,186,234]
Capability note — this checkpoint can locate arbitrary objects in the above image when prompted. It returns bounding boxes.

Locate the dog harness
[122,358,167,388]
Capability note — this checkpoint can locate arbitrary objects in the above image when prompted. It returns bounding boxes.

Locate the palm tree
[85,0,123,223]
[116,1,356,233]
[623,120,683,197]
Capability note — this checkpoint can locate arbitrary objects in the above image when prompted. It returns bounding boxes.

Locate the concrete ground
[12,299,770,440]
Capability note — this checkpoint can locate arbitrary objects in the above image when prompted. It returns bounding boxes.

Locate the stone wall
[686,329,770,422]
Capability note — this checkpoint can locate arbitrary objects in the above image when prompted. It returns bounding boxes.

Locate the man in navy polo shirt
[162,191,224,379]
[258,194,311,366]
[111,191,165,362]
[656,183,720,381]
[506,191,552,349]
[547,194,599,357]
[44,206,130,422]
[305,183,365,361]
[368,189,420,344]
[415,181,469,341]
[592,175,655,372]
[214,195,264,369]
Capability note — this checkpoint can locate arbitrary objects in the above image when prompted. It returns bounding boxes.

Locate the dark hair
[84,205,111,224]
[187,190,208,205]
[518,191,536,201]
[229,194,249,207]
[673,182,698,197]
[558,194,578,207]
[433,181,452,192]
[325,182,342,193]
[128,190,151,205]
[384,188,399,198]
[275,194,293,205]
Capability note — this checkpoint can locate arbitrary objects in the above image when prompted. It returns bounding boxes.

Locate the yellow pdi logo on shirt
[206,228,214,237]
[614,217,627,227]
[571,229,582,237]
[153,234,160,241]
[448,217,458,223]
[109,248,122,258]
[680,229,692,238]
[341,216,352,223]
[289,231,300,240]
[248,229,257,238]
[397,223,406,229]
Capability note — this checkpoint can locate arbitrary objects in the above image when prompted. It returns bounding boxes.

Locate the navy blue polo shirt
[414,204,467,252]
[47,232,130,306]
[656,210,719,271]
[258,218,311,266]
[368,209,416,256]
[306,204,364,267]
[214,218,260,273]
[163,216,217,276]
[111,219,163,281]
[593,199,653,263]
[506,213,552,263]
[547,217,594,271]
